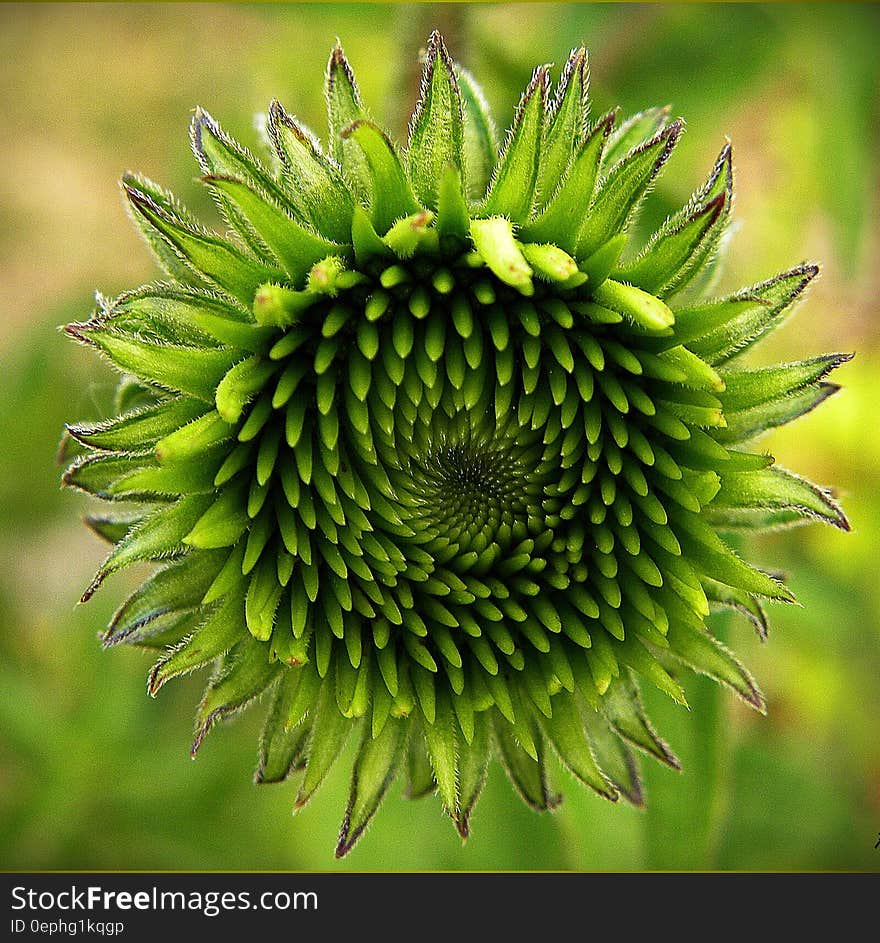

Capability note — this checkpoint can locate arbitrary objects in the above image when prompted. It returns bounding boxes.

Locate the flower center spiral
[402,419,545,554]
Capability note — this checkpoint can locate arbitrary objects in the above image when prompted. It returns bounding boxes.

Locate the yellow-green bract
[62,32,850,857]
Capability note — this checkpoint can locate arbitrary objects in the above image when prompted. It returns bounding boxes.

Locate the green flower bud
[63,32,850,858]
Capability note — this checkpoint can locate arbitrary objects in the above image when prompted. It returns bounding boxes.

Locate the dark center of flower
[401,419,544,553]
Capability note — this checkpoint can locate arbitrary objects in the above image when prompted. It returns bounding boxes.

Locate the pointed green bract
[342,121,420,235]
[122,173,210,287]
[106,551,226,647]
[422,691,459,816]
[456,65,498,201]
[537,47,589,203]
[578,120,683,259]
[718,355,851,411]
[256,670,311,782]
[124,180,284,305]
[407,31,465,210]
[602,105,670,170]
[64,32,849,859]
[336,719,406,857]
[616,143,732,298]
[148,592,245,694]
[602,676,681,768]
[711,466,849,531]
[482,66,548,221]
[688,265,819,364]
[540,691,618,799]
[67,323,239,401]
[523,112,612,251]
[193,636,281,754]
[268,99,355,243]
[492,713,559,811]
[204,175,343,284]
[295,681,354,810]
[326,44,370,199]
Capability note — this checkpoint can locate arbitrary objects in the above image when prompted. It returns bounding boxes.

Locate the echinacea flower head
[63,33,849,857]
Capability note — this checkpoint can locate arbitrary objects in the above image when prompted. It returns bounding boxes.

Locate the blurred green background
[1,2,878,872]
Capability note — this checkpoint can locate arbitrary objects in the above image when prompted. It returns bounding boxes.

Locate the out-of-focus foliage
[0,1,877,871]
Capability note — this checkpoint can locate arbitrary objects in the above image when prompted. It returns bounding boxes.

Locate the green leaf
[336,719,406,857]
[537,46,588,203]
[711,466,849,531]
[124,180,284,305]
[326,44,370,199]
[664,620,765,712]
[256,669,313,783]
[522,112,612,252]
[539,691,618,800]
[192,635,281,754]
[482,65,549,221]
[491,713,559,811]
[191,107,292,210]
[255,286,319,330]
[295,680,355,811]
[113,608,203,651]
[341,120,421,234]
[577,119,683,259]
[204,175,343,284]
[147,590,245,695]
[67,323,239,402]
[349,206,391,267]
[686,264,819,364]
[602,675,681,768]
[658,345,724,391]
[267,99,355,242]
[455,64,498,201]
[718,354,851,411]
[407,31,464,210]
